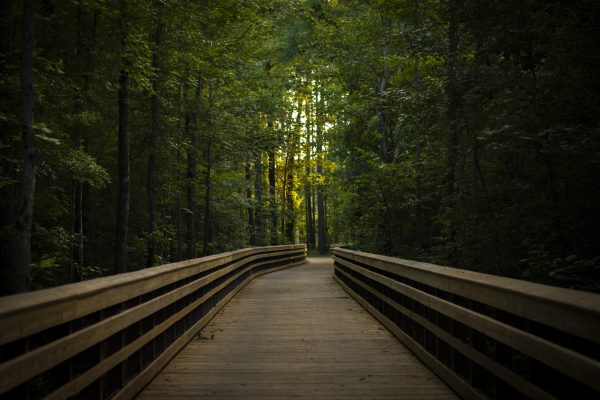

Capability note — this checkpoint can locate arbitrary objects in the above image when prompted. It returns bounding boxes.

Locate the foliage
[0,0,598,293]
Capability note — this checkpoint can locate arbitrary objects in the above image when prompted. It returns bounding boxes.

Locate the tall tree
[304,94,315,249]
[254,155,264,246]
[246,162,255,244]
[268,123,277,245]
[114,3,130,274]
[146,2,163,267]
[315,92,327,254]
[443,0,463,264]
[186,76,201,259]
[12,0,35,292]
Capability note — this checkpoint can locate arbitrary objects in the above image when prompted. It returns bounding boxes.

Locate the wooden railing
[332,248,600,400]
[0,244,306,399]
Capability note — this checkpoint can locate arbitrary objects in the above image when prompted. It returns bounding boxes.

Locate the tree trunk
[202,140,212,255]
[445,2,460,198]
[316,102,327,254]
[12,0,35,292]
[70,5,92,281]
[175,86,183,261]
[414,0,423,249]
[186,114,196,258]
[305,98,315,249]
[284,99,302,243]
[268,147,277,245]
[254,155,264,246]
[246,162,255,245]
[114,6,130,274]
[0,0,17,295]
[444,0,462,263]
[377,16,391,162]
[305,182,313,248]
[186,76,202,259]
[147,6,163,267]
[284,168,295,242]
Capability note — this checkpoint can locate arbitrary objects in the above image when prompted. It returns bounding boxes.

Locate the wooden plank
[335,267,555,400]
[0,249,303,393]
[334,274,484,400]
[333,248,600,344]
[0,245,303,346]
[334,257,600,392]
[117,260,306,399]
[137,258,457,400]
[44,258,305,400]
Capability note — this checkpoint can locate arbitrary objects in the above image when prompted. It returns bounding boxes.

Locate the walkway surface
[137,258,456,399]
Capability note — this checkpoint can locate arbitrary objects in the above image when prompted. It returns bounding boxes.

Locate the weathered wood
[335,266,555,400]
[0,246,299,346]
[119,259,306,400]
[137,258,456,400]
[334,274,482,400]
[333,248,600,399]
[0,245,306,398]
[333,255,600,391]
[333,248,600,344]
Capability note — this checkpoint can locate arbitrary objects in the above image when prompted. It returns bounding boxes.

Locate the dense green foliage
[1,0,599,294]
[321,0,600,291]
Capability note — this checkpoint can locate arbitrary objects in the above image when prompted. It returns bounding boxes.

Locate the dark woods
[0,0,599,294]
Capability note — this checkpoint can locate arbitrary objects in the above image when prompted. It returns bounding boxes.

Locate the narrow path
[137,258,456,399]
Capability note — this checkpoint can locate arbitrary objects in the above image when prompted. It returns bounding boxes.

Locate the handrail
[0,244,306,399]
[332,247,600,400]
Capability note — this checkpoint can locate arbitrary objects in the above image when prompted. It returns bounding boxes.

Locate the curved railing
[332,247,600,400]
[0,244,306,399]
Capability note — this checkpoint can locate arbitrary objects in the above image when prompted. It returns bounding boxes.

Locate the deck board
[137,257,457,399]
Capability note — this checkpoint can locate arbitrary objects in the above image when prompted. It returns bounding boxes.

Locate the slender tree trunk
[268,146,277,245]
[414,0,423,249]
[285,99,302,243]
[254,155,264,246]
[246,162,255,245]
[445,2,460,198]
[281,159,287,236]
[305,98,315,249]
[444,0,462,263]
[175,86,183,261]
[0,0,17,295]
[377,16,391,162]
[186,76,202,259]
[316,101,327,254]
[186,113,196,258]
[305,182,313,248]
[202,140,212,255]
[147,6,163,267]
[12,0,35,292]
[114,6,130,274]
[311,184,316,240]
[284,168,295,242]
[70,5,91,281]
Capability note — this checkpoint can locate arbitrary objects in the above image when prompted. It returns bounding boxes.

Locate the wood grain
[334,267,553,400]
[137,258,456,400]
[333,255,600,392]
[0,245,304,346]
[332,248,600,344]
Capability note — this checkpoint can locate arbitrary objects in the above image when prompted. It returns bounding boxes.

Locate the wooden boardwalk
[137,258,457,399]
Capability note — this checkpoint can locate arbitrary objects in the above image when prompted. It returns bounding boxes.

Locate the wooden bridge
[1,245,599,399]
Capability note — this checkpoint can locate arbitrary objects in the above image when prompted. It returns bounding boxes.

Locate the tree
[146,1,163,267]
[11,0,36,293]
[114,2,131,274]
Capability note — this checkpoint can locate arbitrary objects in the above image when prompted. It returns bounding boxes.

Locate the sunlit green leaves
[62,148,111,188]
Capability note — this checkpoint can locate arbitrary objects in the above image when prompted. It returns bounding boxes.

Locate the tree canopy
[1,0,599,294]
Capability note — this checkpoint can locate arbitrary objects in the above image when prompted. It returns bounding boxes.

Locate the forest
[0,0,599,295]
